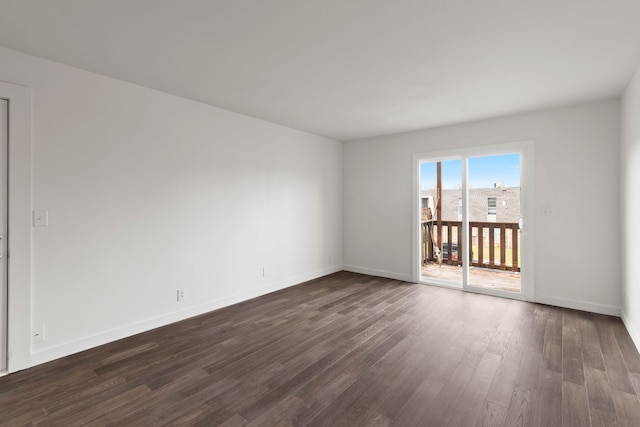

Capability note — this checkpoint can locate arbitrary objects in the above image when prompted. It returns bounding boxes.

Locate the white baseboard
[535,294,621,317]
[342,267,622,318]
[621,311,640,354]
[342,265,413,283]
[29,265,343,367]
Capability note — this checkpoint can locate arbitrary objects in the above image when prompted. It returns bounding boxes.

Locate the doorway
[414,142,534,301]
[0,81,31,374]
[1,98,7,372]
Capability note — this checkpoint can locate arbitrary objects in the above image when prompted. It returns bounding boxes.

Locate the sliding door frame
[412,140,535,301]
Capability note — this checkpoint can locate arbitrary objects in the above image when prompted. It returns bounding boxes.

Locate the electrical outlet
[32,325,45,343]
[177,289,185,302]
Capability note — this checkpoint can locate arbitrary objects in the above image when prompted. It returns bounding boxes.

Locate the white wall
[344,100,621,315]
[621,65,640,350]
[0,46,343,366]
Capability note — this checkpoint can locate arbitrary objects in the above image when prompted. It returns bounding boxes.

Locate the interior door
[1,98,7,372]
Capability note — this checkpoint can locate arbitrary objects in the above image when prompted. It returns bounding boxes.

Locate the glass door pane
[466,154,521,293]
[419,159,463,287]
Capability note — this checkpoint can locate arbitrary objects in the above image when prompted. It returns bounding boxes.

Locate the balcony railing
[421,220,520,272]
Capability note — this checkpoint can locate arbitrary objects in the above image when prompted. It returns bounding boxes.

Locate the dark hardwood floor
[1,271,640,426]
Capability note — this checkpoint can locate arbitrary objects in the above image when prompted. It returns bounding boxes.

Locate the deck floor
[421,262,521,292]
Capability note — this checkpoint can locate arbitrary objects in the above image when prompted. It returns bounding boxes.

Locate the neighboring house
[421,186,521,223]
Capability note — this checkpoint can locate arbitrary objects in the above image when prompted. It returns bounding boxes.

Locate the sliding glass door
[467,154,522,293]
[419,159,463,288]
[415,142,533,300]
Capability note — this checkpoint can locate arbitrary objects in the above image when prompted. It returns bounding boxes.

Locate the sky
[420,153,521,190]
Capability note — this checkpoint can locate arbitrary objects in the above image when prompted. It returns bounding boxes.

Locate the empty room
[1,1,640,426]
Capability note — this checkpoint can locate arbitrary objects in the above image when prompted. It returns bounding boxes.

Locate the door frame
[0,81,32,373]
[412,140,535,301]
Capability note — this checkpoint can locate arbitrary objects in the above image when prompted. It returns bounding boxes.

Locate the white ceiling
[1,0,639,141]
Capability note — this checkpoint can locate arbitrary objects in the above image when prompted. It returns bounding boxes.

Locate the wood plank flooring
[1,271,640,426]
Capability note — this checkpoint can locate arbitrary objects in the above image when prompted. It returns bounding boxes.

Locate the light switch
[33,210,49,227]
